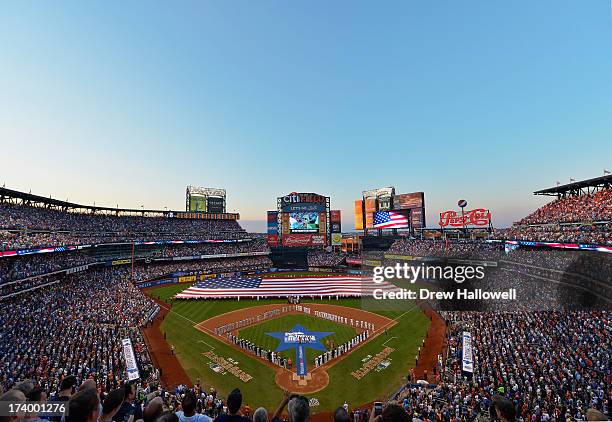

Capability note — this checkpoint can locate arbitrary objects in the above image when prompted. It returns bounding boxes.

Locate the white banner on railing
[461,331,473,374]
[122,338,140,381]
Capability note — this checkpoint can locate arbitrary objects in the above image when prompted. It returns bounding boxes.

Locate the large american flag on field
[175,275,397,299]
[373,211,409,229]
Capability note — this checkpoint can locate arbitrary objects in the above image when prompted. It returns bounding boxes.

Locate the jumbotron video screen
[289,212,320,232]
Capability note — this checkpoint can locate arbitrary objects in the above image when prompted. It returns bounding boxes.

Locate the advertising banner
[393,192,424,209]
[121,338,141,381]
[318,212,326,234]
[267,234,279,247]
[135,278,177,289]
[384,254,414,261]
[281,214,290,234]
[66,264,90,274]
[363,187,394,199]
[378,196,392,211]
[365,198,376,229]
[176,212,239,220]
[207,197,225,213]
[331,210,341,233]
[364,198,377,213]
[331,233,342,246]
[411,208,424,229]
[354,200,364,230]
[439,209,491,228]
[330,210,341,222]
[111,259,132,266]
[281,234,326,247]
[267,222,278,233]
[267,211,279,234]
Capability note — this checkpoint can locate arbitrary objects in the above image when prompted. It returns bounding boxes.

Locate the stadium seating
[494,188,612,245]
[518,189,612,225]
[0,203,248,251]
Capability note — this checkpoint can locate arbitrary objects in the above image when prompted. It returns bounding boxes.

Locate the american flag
[175,275,397,299]
[373,211,409,229]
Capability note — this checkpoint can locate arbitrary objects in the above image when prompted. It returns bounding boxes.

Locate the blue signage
[281,203,326,213]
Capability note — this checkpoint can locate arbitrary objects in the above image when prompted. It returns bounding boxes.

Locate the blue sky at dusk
[1,1,611,232]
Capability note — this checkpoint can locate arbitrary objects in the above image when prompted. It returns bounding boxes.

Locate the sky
[1,0,611,232]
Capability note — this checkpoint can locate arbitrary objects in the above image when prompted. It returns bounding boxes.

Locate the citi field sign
[279,192,328,212]
[281,192,327,204]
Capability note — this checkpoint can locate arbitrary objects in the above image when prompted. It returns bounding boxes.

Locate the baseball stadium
[2,3,612,422]
[1,178,610,421]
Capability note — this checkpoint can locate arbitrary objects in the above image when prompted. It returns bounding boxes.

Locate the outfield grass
[150,282,428,412]
[237,314,358,366]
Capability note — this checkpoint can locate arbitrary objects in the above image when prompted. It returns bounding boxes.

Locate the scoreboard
[268,192,341,247]
[354,187,426,231]
[186,186,226,213]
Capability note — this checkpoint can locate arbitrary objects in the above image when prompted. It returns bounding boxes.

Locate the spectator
[493,397,516,422]
[156,413,179,422]
[287,395,309,422]
[0,389,26,422]
[143,397,164,422]
[113,384,142,422]
[333,407,351,422]
[586,408,608,421]
[214,389,249,422]
[378,405,409,422]
[252,408,268,422]
[100,389,125,422]
[271,391,291,422]
[67,388,100,422]
[176,390,211,422]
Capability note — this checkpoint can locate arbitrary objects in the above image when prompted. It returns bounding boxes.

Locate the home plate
[292,373,312,385]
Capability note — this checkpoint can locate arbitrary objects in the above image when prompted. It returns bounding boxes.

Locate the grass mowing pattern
[150,283,429,412]
[237,314,357,366]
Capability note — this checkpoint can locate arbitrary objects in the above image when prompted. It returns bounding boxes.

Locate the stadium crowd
[494,224,611,246]
[0,253,96,284]
[517,190,612,225]
[307,250,347,267]
[0,203,248,251]
[492,188,612,245]
[387,239,504,260]
[0,239,270,286]
[0,268,159,395]
[0,256,273,298]
[437,310,611,421]
[151,240,268,259]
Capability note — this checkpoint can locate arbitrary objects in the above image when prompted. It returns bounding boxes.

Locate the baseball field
[145,277,432,412]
